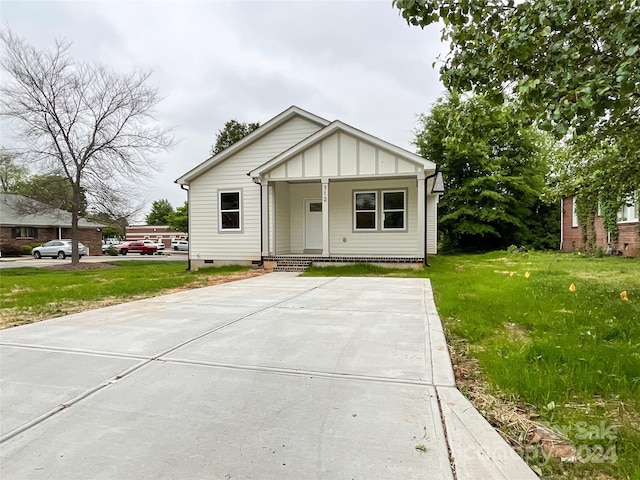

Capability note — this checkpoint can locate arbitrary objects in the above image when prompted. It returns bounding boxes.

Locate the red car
[118,241,157,255]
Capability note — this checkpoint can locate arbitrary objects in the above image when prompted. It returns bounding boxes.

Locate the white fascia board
[175,106,330,185]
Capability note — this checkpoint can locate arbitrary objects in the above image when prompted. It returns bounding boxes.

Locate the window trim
[218,190,243,233]
[352,188,409,233]
[571,197,579,227]
[381,190,407,231]
[353,191,378,231]
[11,226,37,239]
[617,192,639,223]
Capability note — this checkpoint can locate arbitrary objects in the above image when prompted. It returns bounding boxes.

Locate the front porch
[249,121,442,264]
[260,176,432,259]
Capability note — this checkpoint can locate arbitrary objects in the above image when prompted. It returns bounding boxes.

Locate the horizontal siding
[426,195,437,255]
[274,183,291,254]
[189,117,322,261]
[329,179,420,256]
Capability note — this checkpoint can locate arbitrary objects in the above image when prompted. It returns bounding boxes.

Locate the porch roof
[249,121,436,181]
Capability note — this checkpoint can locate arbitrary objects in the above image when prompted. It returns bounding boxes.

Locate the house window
[618,193,638,223]
[354,192,377,230]
[571,197,579,227]
[11,227,37,239]
[219,191,241,231]
[382,191,406,230]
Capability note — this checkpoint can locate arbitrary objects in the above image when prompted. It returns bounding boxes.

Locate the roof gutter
[180,184,191,271]
[424,171,435,267]
[248,173,264,268]
[423,168,440,267]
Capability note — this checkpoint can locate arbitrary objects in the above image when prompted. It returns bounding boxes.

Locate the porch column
[417,173,425,259]
[322,178,329,257]
[261,181,269,257]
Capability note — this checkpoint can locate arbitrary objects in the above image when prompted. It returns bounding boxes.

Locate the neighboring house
[176,106,443,270]
[561,195,638,257]
[0,192,103,256]
[125,225,187,249]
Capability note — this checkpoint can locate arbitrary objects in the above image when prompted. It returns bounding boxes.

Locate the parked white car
[141,239,165,254]
[172,240,188,251]
[32,240,87,259]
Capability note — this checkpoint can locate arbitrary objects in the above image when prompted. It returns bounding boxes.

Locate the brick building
[125,225,187,249]
[561,196,638,257]
[0,193,103,256]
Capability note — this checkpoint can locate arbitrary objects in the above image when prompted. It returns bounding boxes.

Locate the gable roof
[175,106,330,185]
[0,193,103,228]
[249,120,436,179]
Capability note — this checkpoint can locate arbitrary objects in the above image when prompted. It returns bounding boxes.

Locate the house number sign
[323,184,328,203]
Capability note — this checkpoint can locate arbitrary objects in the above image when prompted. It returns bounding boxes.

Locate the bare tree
[0,29,173,265]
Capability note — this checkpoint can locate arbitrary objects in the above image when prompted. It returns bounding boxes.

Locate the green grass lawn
[0,261,249,328]
[305,252,640,480]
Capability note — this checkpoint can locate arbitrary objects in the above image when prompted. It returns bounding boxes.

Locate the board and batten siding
[189,117,322,262]
[263,132,422,181]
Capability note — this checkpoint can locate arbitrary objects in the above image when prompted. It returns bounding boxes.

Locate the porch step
[272,260,313,272]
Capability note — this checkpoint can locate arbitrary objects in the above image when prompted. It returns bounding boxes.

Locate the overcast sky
[1,0,447,220]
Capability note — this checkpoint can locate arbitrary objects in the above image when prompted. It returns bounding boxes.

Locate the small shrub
[20,245,33,255]
[0,245,22,257]
[106,246,119,256]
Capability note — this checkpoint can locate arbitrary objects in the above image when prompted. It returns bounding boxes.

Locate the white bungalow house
[175,106,443,271]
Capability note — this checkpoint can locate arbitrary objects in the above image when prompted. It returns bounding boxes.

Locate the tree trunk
[71,186,81,266]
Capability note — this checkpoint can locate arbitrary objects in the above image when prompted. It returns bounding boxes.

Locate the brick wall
[126,225,187,248]
[0,226,103,256]
[561,196,638,257]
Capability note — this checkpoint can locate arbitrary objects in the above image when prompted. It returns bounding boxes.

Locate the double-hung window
[219,191,241,231]
[354,189,407,231]
[618,193,638,223]
[354,192,377,230]
[11,227,37,239]
[382,191,405,230]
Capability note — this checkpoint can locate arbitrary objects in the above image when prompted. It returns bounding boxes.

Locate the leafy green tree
[167,201,188,232]
[0,149,28,192]
[15,173,85,214]
[395,0,640,197]
[146,199,174,225]
[211,120,260,156]
[415,94,558,251]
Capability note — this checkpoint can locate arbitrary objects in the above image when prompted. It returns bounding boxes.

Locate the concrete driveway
[0,273,537,479]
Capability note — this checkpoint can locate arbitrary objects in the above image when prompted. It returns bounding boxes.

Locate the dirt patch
[44,262,118,271]
[504,322,531,343]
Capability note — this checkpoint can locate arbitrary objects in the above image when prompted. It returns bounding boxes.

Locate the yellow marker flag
[525,272,530,278]
[620,291,629,301]
[569,283,576,292]
[509,272,515,277]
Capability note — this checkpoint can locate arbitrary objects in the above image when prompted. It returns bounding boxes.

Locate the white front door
[304,199,323,251]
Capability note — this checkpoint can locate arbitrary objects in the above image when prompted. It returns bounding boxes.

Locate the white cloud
[1,0,447,218]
